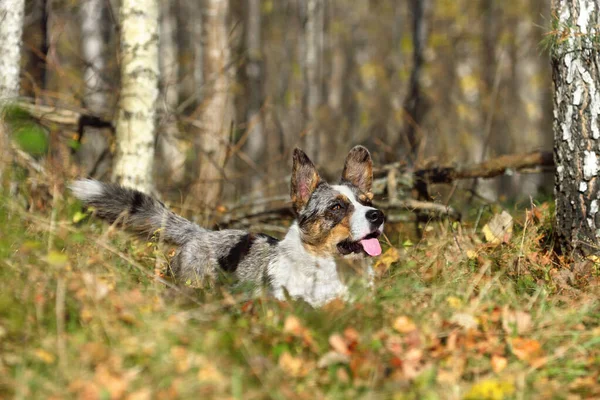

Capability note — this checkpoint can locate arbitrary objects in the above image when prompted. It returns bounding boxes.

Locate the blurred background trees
[2,0,554,213]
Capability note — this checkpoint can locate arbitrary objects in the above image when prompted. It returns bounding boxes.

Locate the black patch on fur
[257,233,279,245]
[130,191,145,214]
[218,234,255,272]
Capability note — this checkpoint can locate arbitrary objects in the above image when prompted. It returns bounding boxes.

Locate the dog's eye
[330,203,342,211]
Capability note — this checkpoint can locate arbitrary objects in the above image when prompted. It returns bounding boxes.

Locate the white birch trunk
[0,0,25,180]
[112,0,160,194]
[157,0,185,184]
[194,0,234,208]
[552,0,600,257]
[0,0,26,100]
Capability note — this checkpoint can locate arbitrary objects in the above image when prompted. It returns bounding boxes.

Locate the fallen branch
[13,98,113,132]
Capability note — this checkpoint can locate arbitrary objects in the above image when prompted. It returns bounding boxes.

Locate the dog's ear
[341,145,373,193]
[291,148,321,213]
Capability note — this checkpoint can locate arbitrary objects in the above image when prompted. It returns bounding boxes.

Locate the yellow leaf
[72,211,88,223]
[482,211,513,245]
[446,296,463,309]
[46,251,69,267]
[34,349,55,364]
[374,247,400,272]
[464,379,515,400]
[393,316,417,333]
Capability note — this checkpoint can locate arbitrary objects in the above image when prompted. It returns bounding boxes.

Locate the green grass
[0,186,599,399]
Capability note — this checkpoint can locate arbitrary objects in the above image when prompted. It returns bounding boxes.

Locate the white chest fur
[268,224,348,307]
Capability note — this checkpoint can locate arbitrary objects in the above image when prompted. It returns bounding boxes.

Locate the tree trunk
[0,0,25,180]
[245,0,265,182]
[303,0,324,162]
[552,0,600,257]
[157,0,185,184]
[0,0,25,101]
[112,0,160,194]
[78,0,111,178]
[193,0,234,209]
[402,0,431,162]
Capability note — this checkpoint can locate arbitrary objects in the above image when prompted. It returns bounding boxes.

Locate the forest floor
[0,182,599,400]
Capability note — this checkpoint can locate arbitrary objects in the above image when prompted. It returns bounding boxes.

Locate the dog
[70,146,385,307]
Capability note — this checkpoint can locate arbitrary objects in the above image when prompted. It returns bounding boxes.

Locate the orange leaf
[491,355,507,373]
[393,316,417,333]
[509,337,542,363]
[329,334,351,355]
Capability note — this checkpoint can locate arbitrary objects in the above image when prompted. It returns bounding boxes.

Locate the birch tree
[0,0,25,101]
[245,0,265,183]
[194,0,234,208]
[112,0,160,194]
[78,0,111,177]
[303,0,323,162]
[0,0,25,178]
[157,0,185,184]
[552,0,600,257]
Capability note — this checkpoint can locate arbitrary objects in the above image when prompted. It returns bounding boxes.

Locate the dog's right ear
[291,148,320,213]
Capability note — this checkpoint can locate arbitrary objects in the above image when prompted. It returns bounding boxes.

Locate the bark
[0,0,25,180]
[552,0,600,257]
[0,0,26,100]
[157,0,185,184]
[402,0,431,160]
[78,0,111,178]
[245,0,265,186]
[194,0,234,209]
[112,0,160,194]
[303,0,324,162]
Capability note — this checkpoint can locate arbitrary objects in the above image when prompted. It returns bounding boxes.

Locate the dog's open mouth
[337,231,382,257]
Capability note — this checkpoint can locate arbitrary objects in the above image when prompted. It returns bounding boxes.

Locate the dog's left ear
[341,145,373,193]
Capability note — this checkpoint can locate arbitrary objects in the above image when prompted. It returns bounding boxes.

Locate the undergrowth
[0,183,598,399]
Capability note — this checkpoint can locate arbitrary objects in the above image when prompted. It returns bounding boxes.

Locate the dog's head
[291,146,385,258]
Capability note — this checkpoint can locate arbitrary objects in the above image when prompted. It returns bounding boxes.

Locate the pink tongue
[360,238,382,256]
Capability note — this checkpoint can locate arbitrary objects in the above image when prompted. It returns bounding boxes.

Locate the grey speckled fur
[70,146,385,307]
[70,179,277,286]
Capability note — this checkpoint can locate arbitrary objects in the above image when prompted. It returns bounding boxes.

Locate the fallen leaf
[317,351,350,368]
[329,334,350,355]
[34,349,55,364]
[502,308,532,335]
[446,296,463,309]
[450,313,478,330]
[482,211,513,245]
[374,247,400,273]
[198,364,226,384]
[283,315,304,336]
[465,379,515,400]
[45,251,69,267]
[491,355,507,373]
[393,316,417,333]
[509,337,542,363]
[278,352,306,377]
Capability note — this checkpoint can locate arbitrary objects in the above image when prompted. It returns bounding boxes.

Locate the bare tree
[78,0,111,178]
[193,0,234,209]
[157,0,185,184]
[245,0,265,189]
[0,0,25,101]
[303,0,324,162]
[552,0,600,257]
[112,0,160,193]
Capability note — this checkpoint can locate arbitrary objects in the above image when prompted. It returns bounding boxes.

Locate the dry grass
[0,184,599,399]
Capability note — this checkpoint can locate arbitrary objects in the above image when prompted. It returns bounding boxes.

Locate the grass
[0,183,599,399]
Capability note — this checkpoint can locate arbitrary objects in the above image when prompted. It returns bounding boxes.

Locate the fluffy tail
[70,179,202,245]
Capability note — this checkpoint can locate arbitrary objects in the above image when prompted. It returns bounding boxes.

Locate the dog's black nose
[366,209,384,225]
